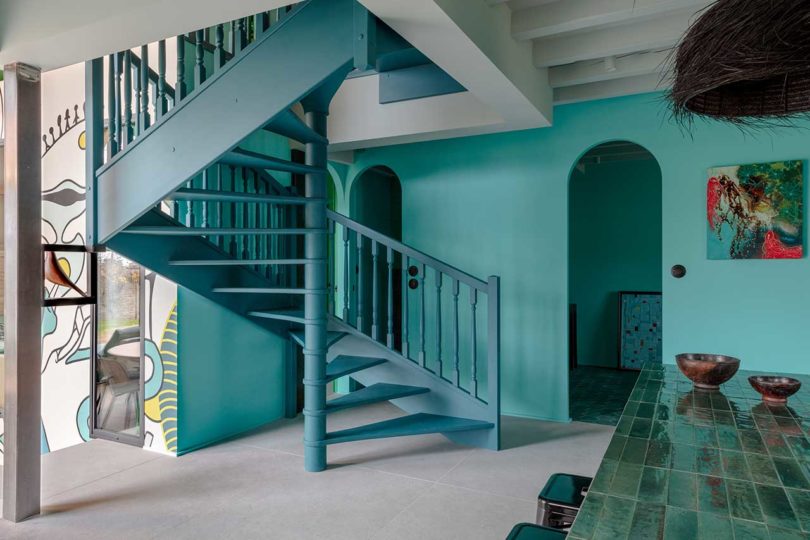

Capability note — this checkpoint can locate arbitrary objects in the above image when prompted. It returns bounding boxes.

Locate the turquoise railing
[160,162,300,288]
[327,210,501,407]
[104,8,292,159]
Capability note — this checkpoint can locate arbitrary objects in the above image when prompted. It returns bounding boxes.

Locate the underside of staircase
[86,0,501,472]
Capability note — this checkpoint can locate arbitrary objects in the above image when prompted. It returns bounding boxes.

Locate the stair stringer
[95,0,356,244]
[106,208,295,335]
[326,316,499,450]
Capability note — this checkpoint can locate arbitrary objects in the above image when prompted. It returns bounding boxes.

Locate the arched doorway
[568,141,663,425]
[349,166,403,347]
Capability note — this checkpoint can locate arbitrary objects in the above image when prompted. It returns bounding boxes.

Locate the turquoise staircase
[85,0,500,472]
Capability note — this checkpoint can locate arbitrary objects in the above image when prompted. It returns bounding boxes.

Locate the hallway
[0,403,612,539]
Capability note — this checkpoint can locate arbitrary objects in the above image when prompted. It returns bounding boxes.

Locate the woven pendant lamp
[669,0,810,125]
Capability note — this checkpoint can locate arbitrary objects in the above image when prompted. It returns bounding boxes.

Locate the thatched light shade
[669,0,810,124]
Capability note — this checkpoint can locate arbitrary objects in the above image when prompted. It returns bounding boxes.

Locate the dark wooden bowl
[748,376,802,404]
[675,353,741,390]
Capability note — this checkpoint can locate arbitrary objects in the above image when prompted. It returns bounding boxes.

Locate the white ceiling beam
[549,49,671,88]
[512,0,711,41]
[533,10,697,67]
[553,72,666,105]
[359,0,552,127]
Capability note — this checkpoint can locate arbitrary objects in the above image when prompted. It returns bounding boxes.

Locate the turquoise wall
[340,92,810,422]
[175,288,286,453]
[569,159,663,368]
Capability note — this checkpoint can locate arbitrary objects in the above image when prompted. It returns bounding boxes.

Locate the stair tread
[170,258,319,266]
[326,413,494,445]
[326,383,429,413]
[221,148,323,175]
[264,110,328,145]
[123,227,324,236]
[289,330,347,348]
[168,188,313,205]
[326,355,387,383]
[249,308,305,323]
[213,287,315,295]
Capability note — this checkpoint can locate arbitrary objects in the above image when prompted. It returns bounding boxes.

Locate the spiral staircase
[86,0,501,471]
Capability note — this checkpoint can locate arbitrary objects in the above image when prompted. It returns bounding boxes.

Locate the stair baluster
[371,240,379,341]
[252,172,260,270]
[214,25,226,70]
[139,45,150,132]
[156,40,168,119]
[176,35,187,100]
[265,202,272,279]
[235,18,247,53]
[387,246,394,348]
[201,169,209,229]
[343,224,350,321]
[436,269,443,378]
[113,52,123,153]
[419,263,426,368]
[133,54,142,137]
[453,279,460,387]
[106,54,118,158]
[228,166,237,256]
[470,287,478,398]
[215,166,223,248]
[403,257,410,359]
[123,51,133,144]
[356,232,364,332]
[240,169,249,260]
[194,30,206,88]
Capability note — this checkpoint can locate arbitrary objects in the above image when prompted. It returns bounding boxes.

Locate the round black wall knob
[671,264,687,278]
[408,278,419,290]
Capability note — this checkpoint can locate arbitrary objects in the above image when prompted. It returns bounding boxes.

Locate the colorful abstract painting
[707,160,804,259]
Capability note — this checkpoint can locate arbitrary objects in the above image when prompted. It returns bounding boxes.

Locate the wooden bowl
[675,353,741,390]
[748,376,801,404]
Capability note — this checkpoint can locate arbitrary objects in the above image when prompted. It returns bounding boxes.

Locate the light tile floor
[0,403,613,539]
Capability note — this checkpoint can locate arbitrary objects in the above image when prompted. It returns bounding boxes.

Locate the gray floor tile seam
[367,482,447,540]
[432,447,480,485]
[43,452,166,500]
[433,477,540,504]
[226,440,306,458]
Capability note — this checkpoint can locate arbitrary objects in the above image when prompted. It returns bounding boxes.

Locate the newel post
[487,275,501,450]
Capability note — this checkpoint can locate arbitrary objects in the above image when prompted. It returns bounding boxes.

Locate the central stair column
[303,108,329,472]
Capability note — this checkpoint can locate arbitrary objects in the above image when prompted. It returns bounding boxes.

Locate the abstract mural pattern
[0,64,179,464]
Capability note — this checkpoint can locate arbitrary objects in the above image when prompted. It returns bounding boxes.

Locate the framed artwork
[618,291,662,370]
[707,160,804,259]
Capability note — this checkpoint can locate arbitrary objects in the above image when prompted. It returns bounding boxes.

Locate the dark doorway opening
[567,141,663,425]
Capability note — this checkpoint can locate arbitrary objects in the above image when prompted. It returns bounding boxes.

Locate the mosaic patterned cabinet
[619,292,662,370]
[569,363,810,539]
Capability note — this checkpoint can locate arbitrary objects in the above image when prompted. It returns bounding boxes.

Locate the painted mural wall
[340,92,810,422]
[0,63,179,463]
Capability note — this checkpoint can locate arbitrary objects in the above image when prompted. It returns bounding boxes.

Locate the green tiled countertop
[568,363,810,539]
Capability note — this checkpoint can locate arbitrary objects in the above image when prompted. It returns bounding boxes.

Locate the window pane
[95,251,142,437]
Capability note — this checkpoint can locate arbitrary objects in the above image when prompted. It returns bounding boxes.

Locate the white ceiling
[489,0,713,104]
[0,0,712,151]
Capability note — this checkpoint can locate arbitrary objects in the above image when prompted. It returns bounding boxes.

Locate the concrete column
[2,62,42,522]
[302,110,328,472]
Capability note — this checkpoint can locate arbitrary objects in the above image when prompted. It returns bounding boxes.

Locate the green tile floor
[569,363,810,539]
[570,367,640,425]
